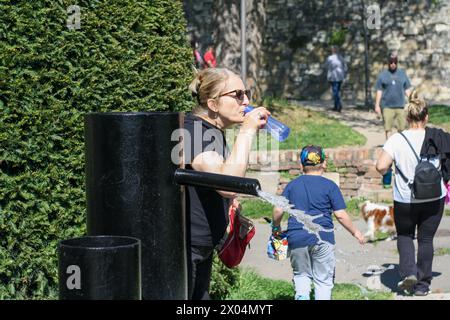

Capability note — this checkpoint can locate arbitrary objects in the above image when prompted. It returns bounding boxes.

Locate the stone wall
[248,147,391,200]
[183,0,450,102]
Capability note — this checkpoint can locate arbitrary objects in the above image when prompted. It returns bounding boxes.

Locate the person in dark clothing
[184,68,269,299]
[191,40,204,70]
[324,46,348,112]
[376,91,446,296]
[421,126,450,183]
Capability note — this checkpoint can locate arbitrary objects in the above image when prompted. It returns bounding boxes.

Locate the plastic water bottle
[244,106,290,142]
[382,168,392,187]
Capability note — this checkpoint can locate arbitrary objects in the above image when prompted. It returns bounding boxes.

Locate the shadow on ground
[373,263,443,294]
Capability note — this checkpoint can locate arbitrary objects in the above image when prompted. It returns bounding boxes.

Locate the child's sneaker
[397,275,417,293]
[295,294,309,300]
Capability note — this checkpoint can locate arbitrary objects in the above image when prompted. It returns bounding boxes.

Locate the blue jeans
[330,81,342,110]
[290,242,335,300]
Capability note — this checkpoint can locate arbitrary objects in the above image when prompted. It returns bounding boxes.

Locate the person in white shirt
[376,90,446,297]
[325,46,348,112]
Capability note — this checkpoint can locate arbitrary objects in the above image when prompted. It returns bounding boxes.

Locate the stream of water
[256,190,334,242]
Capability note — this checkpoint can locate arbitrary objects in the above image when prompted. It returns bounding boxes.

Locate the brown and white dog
[361,201,396,241]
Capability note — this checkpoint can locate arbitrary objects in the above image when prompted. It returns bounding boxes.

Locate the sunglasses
[218,89,251,103]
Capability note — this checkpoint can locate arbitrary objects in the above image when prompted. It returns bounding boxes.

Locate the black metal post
[85,112,186,300]
[361,0,373,108]
[58,236,141,300]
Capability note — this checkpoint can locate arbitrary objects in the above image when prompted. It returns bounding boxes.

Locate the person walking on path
[203,45,217,68]
[375,52,413,139]
[272,145,365,300]
[376,91,446,297]
[324,46,348,112]
[184,68,269,300]
[375,52,413,188]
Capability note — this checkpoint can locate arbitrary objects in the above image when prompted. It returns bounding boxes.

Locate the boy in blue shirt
[272,145,365,300]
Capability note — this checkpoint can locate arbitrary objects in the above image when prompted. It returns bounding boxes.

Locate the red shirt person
[203,46,217,68]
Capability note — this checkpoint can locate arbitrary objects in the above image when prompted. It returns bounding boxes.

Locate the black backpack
[395,132,442,200]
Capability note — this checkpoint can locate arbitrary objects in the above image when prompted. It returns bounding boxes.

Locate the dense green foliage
[0,0,194,298]
[210,254,241,300]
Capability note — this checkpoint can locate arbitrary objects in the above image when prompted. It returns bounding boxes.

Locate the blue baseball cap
[300,145,325,166]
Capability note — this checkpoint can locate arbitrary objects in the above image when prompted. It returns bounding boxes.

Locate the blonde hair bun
[406,89,427,123]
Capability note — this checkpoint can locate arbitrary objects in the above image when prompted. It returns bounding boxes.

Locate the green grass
[224,269,394,300]
[326,158,338,172]
[239,198,274,219]
[225,269,294,300]
[272,103,366,149]
[279,170,299,181]
[434,248,450,256]
[428,105,450,131]
[374,231,392,242]
[445,208,450,217]
[331,283,394,300]
[239,198,290,225]
[238,98,366,151]
[345,197,368,220]
[241,196,373,221]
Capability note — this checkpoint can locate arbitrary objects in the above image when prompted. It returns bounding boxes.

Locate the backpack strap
[399,131,420,162]
[394,132,419,185]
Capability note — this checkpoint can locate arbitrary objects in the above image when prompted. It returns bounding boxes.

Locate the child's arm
[272,207,284,235]
[334,209,365,244]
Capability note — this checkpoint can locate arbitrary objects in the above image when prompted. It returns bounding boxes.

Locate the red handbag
[217,205,255,268]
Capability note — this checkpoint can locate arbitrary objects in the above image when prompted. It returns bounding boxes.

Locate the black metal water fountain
[58,235,141,300]
[58,112,262,300]
[173,168,261,196]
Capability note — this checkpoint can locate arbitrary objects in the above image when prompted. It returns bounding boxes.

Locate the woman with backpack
[376,90,446,296]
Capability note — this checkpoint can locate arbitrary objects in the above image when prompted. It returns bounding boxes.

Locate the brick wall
[248,147,392,200]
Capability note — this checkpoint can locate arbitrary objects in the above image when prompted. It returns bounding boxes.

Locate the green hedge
[210,254,241,300]
[0,0,194,299]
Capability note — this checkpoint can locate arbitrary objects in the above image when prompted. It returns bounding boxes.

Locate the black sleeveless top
[183,114,230,247]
